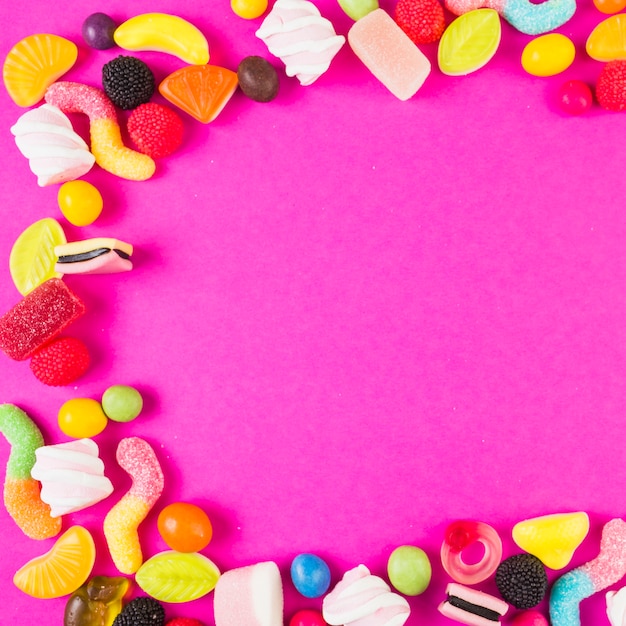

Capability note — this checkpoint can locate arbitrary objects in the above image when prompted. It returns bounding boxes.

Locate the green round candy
[387,545,432,596]
[337,0,378,20]
[101,385,143,422]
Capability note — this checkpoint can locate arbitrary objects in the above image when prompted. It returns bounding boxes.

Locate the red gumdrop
[289,609,327,626]
[558,80,593,115]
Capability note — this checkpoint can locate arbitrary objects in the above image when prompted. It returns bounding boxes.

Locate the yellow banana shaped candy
[113,13,209,65]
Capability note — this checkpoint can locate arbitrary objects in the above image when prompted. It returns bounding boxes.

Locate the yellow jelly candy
[58,398,108,439]
[135,551,220,603]
[9,218,66,296]
[521,34,575,77]
[438,9,501,76]
[231,0,269,19]
[512,512,590,570]
[13,525,96,598]
[3,34,78,107]
[586,14,626,62]
[114,13,209,65]
[58,181,104,227]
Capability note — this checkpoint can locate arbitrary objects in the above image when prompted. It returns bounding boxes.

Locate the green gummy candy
[101,385,143,423]
[387,545,432,596]
[0,404,44,480]
[337,0,379,21]
[135,551,220,603]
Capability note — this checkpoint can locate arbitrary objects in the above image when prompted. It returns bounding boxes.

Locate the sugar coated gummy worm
[0,404,61,539]
[550,518,626,626]
[443,0,576,35]
[103,437,164,574]
[45,81,156,181]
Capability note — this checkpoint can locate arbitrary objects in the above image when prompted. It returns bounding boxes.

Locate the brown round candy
[237,56,279,103]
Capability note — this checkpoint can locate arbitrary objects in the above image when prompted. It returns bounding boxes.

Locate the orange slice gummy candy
[586,14,626,62]
[512,511,590,570]
[13,525,96,598]
[3,34,78,107]
[159,64,238,124]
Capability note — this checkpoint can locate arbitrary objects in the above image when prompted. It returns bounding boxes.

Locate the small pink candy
[511,610,550,626]
[558,80,593,115]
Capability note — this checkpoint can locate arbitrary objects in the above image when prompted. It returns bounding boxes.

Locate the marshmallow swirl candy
[323,564,410,626]
[256,0,345,85]
[31,438,113,517]
[10,104,95,186]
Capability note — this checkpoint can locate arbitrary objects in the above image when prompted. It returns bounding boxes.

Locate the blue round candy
[290,553,332,598]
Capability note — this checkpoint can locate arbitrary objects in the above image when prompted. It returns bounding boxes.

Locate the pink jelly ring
[440,520,503,584]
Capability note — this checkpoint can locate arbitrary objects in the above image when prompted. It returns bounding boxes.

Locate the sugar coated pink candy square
[214,561,283,626]
[348,8,431,101]
[0,278,85,360]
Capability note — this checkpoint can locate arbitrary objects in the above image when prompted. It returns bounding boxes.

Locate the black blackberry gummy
[495,553,548,609]
[102,55,155,110]
[112,597,165,626]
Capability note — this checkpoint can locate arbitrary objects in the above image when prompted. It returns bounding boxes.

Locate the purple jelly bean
[82,13,117,50]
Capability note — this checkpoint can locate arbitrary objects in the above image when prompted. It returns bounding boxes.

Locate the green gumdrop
[337,0,379,21]
[101,385,143,423]
[387,545,432,596]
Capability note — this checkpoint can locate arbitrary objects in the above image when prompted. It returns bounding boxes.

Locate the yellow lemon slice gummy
[438,9,502,76]
[586,14,626,62]
[3,34,78,107]
[13,525,96,598]
[512,512,590,570]
[9,217,66,296]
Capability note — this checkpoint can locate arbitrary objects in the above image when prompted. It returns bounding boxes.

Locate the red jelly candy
[127,103,184,159]
[0,278,85,360]
[558,80,593,115]
[289,609,327,626]
[30,336,90,386]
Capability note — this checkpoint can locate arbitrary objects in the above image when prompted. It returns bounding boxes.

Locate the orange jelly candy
[3,34,78,107]
[13,525,96,598]
[586,14,626,61]
[159,64,238,123]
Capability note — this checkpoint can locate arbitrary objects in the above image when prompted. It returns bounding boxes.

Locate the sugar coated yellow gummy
[91,118,156,181]
[512,512,590,570]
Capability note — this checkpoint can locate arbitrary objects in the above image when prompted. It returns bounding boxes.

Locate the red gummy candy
[394,0,446,44]
[166,619,206,626]
[0,278,86,361]
[30,336,90,386]
[595,60,626,111]
[127,102,185,159]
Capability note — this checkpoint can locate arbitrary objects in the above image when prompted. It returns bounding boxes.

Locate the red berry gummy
[596,60,626,111]
[0,278,85,361]
[128,103,184,159]
[30,336,90,386]
[394,0,446,44]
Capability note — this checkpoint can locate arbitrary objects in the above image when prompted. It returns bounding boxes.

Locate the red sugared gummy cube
[0,278,85,360]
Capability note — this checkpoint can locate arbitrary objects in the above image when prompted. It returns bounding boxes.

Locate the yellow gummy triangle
[512,512,590,570]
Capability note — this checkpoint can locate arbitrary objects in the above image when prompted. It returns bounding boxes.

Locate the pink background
[1,0,625,624]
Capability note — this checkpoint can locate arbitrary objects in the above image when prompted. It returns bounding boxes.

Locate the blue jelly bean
[290,554,331,598]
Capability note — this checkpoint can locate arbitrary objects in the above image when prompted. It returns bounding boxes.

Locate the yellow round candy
[57,180,103,227]
[58,398,108,439]
[231,0,268,19]
[521,33,575,77]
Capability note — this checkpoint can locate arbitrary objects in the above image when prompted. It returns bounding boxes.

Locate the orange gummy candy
[3,34,78,107]
[13,525,96,598]
[586,14,626,62]
[159,64,238,124]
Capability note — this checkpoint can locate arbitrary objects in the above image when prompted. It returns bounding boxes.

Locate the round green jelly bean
[387,545,432,596]
[101,385,143,422]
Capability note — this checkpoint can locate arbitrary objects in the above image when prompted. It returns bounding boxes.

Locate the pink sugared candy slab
[214,561,283,626]
[348,8,431,101]
[0,277,85,360]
